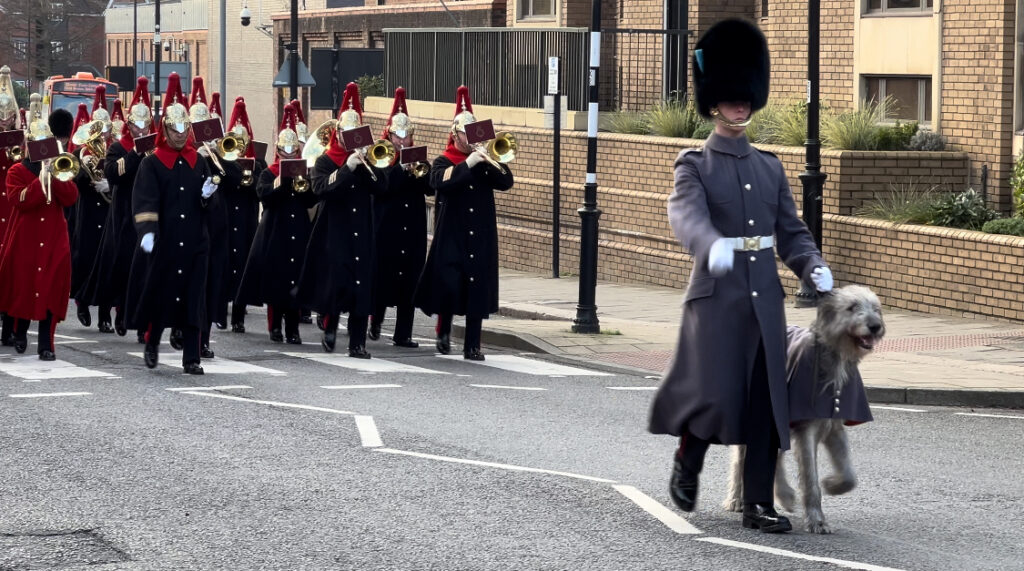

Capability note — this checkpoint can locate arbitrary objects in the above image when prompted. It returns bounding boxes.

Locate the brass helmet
[26,94,51,141]
[0,65,17,124]
[289,99,308,143]
[163,103,190,134]
[276,104,300,154]
[336,82,362,131]
[128,76,153,129]
[189,102,211,123]
[451,85,476,134]
[91,85,111,134]
[188,76,210,123]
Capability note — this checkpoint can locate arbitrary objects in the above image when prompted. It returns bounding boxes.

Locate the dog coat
[785,325,874,426]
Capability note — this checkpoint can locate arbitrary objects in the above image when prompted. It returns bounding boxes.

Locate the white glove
[707,238,734,276]
[140,232,155,253]
[465,150,486,168]
[811,266,834,293]
[201,177,219,199]
[93,179,110,194]
[345,152,362,171]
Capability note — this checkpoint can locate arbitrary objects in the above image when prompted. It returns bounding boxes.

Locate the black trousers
[268,305,299,336]
[677,342,780,505]
[15,312,56,354]
[75,300,111,322]
[231,302,245,326]
[149,325,201,365]
[437,314,482,352]
[326,313,368,350]
[2,314,15,343]
[372,302,415,342]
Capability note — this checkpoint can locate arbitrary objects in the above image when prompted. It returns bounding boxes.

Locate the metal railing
[384,27,589,111]
[601,28,691,112]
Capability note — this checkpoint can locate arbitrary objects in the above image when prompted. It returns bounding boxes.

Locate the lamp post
[572,0,602,334]
[153,0,162,118]
[289,0,298,100]
[795,0,827,308]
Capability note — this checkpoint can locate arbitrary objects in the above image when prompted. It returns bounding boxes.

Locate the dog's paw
[822,474,856,496]
[721,497,744,513]
[805,519,833,534]
[775,486,797,512]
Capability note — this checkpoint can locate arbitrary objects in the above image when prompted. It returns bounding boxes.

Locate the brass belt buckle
[743,236,759,251]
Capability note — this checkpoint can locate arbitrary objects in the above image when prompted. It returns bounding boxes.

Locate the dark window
[520,0,555,19]
[761,0,769,18]
[866,0,932,13]
[864,76,931,123]
[325,0,362,7]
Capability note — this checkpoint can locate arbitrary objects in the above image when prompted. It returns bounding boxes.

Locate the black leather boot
[742,503,792,533]
[286,333,302,345]
[463,348,485,361]
[77,305,91,327]
[322,330,336,353]
[38,350,56,361]
[200,344,215,359]
[436,333,451,355]
[368,319,381,341]
[14,337,27,354]
[169,329,184,351]
[183,362,204,375]
[393,339,419,348]
[269,328,284,343]
[144,343,159,369]
[348,345,371,359]
[114,313,127,337]
[669,460,699,512]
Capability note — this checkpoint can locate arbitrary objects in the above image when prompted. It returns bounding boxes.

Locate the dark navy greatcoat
[414,155,513,319]
[223,158,265,299]
[785,326,873,426]
[294,154,385,317]
[236,167,318,309]
[203,155,237,326]
[374,164,432,308]
[70,149,110,299]
[648,133,827,450]
[124,153,211,330]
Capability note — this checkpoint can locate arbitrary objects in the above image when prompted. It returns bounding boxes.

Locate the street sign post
[549,56,561,279]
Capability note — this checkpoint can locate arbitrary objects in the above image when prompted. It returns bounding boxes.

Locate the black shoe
[137,331,147,345]
[200,344,215,359]
[2,335,14,347]
[463,348,485,361]
[393,339,419,348]
[269,328,284,343]
[114,314,127,337]
[98,320,114,334]
[436,333,451,355]
[169,329,184,351]
[77,306,91,327]
[215,322,227,330]
[38,350,56,361]
[322,330,336,353]
[231,322,245,333]
[299,314,313,325]
[368,320,381,341]
[14,338,27,354]
[144,344,159,369]
[348,346,371,359]
[286,334,302,345]
[183,362,204,375]
[669,460,699,513]
[742,503,792,533]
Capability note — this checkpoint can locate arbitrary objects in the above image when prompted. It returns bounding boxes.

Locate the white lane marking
[0,355,114,380]
[612,485,701,535]
[955,412,1024,420]
[456,374,472,378]
[871,405,926,412]
[282,352,449,374]
[469,384,547,391]
[27,332,84,341]
[166,385,252,392]
[607,386,658,391]
[128,353,286,376]
[644,375,660,379]
[696,538,905,571]
[355,415,383,447]
[91,351,107,354]
[179,391,356,415]
[373,448,615,483]
[9,392,92,398]
[549,375,566,378]
[321,384,402,390]
[437,354,612,376]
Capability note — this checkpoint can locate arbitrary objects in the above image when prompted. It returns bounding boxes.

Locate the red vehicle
[40,72,119,116]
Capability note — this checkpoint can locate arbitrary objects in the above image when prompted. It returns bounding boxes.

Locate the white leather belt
[724,236,774,252]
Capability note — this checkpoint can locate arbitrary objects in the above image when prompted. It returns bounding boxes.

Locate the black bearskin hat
[48,108,74,138]
[693,19,770,119]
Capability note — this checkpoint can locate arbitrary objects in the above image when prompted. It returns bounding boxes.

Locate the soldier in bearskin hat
[125,72,219,375]
[414,85,514,361]
[647,19,834,533]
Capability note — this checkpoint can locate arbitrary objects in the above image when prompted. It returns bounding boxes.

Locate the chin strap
[710,108,753,128]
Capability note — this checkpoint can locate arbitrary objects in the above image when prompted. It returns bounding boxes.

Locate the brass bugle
[472,131,517,174]
[293,175,309,193]
[356,139,397,182]
[5,146,22,162]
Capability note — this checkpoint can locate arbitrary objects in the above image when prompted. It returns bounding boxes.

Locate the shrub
[773,102,808,147]
[691,121,714,140]
[606,111,649,134]
[647,98,703,138]
[873,121,918,151]
[908,129,946,151]
[1012,151,1024,216]
[821,97,894,150]
[745,101,782,144]
[354,74,384,101]
[13,82,30,108]
[982,217,1024,236]
[856,179,943,224]
[930,188,999,230]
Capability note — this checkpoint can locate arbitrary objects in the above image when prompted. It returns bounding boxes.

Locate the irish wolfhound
[723,285,885,533]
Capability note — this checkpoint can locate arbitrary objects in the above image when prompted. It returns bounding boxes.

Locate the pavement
[461,269,1024,409]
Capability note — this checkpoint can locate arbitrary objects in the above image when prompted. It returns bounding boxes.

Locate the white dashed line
[321,384,402,390]
[955,412,1024,420]
[871,405,926,412]
[469,384,547,391]
[696,537,905,571]
[607,386,658,391]
[166,385,252,392]
[612,485,701,534]
[179,391,356,415]
[9,392,92,398]
[373,448,615,483]
[355,415,383,447]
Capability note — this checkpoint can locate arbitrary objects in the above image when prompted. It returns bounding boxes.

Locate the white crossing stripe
[355,415,383,447]
[469,384,547,391]
[955,412,1024,420]
[283,352,448,374]
[437,354,612,376]
[871,405,926,413]
[0,355,114,380]
[607,386,658,391]
[373,448,616,483]
[321,384,402,390]
[612,485,701,535]
[166,385,252,392]
[9,392,92,398]
[696,537,905,571]
[128,353,286,376]
[179,391,356,415]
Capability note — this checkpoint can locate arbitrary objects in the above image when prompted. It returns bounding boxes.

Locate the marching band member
[236,103,316,345]
[288,98,313,326]
[0,101,79,360]
[296,82,385,357]
[369,87,431,348]
[415,85,513,361]
[84,77,152,339]
[70,88,113,333]
[0,65,22,346]
[125,72,218,375]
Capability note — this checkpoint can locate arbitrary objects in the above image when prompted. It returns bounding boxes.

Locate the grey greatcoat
[648,133,826,449]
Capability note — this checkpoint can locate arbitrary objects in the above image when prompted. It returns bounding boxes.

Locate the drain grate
[0,528,130,570]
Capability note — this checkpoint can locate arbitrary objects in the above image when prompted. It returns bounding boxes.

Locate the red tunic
[0,151,15,258]
[0,162,78,321]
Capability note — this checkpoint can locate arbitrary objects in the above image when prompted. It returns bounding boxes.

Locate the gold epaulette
[273,177,281,189]
[328,170,338,186]
[442,166,454,182]
[134,212,158,223]
[117,158,126,176]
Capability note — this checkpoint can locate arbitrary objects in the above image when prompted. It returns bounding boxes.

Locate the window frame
[863,74,932,125]
[864,0,933,15]
[518,0,556,21]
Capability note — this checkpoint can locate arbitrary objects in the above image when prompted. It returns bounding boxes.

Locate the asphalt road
[1,313,1021,570]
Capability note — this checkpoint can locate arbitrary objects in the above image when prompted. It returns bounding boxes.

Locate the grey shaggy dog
[723,285,885,534]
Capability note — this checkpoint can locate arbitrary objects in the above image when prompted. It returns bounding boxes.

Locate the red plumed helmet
[336,82,363,129]
[189,77,208,107]
[92,85,107,113]
[163,72,186,113]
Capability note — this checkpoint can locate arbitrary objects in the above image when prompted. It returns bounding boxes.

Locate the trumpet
[406,161,430,179]
[42,140,80,204]
[472,131,517,174]
[217,131,250,162]
[355,139,397,182]
[241,168,254,186]
[5,146,22,162]
[72,120,107,186]
[293,175,309,193]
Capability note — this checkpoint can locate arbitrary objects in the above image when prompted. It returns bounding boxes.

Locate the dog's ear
[816,292,837,327]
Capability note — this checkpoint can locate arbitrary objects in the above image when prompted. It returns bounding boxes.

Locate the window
[864,76,932,123]
[520,0,554,19]
[866,0,933,13]
[761,0,769,19]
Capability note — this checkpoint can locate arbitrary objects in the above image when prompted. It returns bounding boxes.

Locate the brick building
[0,0,106,86]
